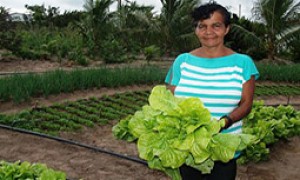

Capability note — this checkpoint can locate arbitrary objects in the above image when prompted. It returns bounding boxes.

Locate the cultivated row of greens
[239,101,300,164]
[0,91,149,135]
[2,65,300,104]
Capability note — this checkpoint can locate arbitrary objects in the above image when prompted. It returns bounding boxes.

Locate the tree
[252,0,300,60]
[227,17,267,60]
[25,4,47,27]
[113,0,158,53]
[159,0,200,54]
[75,0,115,57]
[46,6,60,28]
[0,6,21,52]
[25,4,61,28]
[0,6,10,30]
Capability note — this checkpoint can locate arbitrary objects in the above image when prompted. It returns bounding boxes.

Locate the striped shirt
[165,53,259,134]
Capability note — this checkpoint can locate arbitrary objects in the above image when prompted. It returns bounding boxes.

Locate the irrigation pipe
[0,124,148,166]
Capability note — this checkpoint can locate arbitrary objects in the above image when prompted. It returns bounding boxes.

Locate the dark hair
[191,2,231,27]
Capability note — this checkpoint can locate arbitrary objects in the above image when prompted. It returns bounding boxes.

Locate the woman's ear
[225,25,230,35]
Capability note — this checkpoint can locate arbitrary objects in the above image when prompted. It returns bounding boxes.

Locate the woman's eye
[213,24,222,28]
[197,25,206,29]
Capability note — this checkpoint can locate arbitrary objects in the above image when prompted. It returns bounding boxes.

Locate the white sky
[1,0,297,19]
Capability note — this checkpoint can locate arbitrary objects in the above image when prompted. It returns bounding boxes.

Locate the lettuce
[113,85,256,180]
[0,160,66,180]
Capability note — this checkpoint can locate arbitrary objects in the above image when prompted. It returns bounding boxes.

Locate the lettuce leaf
[113,85,253,179]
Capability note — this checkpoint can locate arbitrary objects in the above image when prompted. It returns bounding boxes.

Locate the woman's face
[195,11,230,48]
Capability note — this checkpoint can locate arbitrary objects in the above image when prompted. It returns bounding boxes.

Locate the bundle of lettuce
[112,85,256,180]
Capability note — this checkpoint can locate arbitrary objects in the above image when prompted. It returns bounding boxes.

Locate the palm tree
[76,0,115,56]
[113,1,158,52]
[227,17,266,60]
[252,0,300,60]
[159,0,200,54]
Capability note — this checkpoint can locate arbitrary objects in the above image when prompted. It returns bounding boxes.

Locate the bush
[100,39,128,63]
[144,45,160,64]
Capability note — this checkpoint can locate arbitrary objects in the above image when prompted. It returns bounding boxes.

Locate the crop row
[255,84,300,96]
[2,63,300,104]
[0,91,150,135]
[1,85,300,135]
[0,66,165,103]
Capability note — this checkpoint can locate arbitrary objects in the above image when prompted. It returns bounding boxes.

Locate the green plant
[113,85,256,179]
[0,66,167,103]
[101,38,128,63]
[0,160,66,179]
[69,50,89,66]
[144,45,160,64]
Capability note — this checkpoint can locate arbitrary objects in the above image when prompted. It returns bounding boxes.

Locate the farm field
[0,60,300,180]
[1,122,299,180]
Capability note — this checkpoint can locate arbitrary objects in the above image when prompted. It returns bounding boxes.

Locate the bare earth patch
[1,59,300,180]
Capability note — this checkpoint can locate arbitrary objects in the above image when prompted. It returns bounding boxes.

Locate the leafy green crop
[0,160,66,180]
[238,101,300,164]
[113,85,256,180]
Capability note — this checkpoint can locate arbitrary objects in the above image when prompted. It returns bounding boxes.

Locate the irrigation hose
[0,124,148,166]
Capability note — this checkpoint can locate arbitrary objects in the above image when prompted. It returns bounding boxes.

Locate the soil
[0,59,300,180]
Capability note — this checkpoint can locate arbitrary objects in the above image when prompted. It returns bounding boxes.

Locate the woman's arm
[167,85,176,94]
[225,76,256,127]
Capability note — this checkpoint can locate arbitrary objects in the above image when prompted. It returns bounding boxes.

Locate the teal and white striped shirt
[165,53,259,134]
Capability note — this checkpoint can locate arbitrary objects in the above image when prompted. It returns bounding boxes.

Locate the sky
[0,0,281,20]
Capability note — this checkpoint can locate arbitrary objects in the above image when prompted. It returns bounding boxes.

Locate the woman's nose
[205,26,214,34]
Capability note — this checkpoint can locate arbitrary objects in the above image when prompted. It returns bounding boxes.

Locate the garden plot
[1,88,300,179]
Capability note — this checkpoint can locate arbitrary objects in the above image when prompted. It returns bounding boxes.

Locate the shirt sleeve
[164,54,186,86]
[242,55,260,83]
[164,66,173,84]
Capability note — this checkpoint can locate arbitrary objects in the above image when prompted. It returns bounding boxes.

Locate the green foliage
[227,20,267,60]
[25,4,47,27]
[9,27,84,61]
[0,91,149,135]
[113,85,255,179]
[79,0,115,56]
[144,45,160,64]
[0,66,166,103]
[289,34,300,62]
[101,38,128,63]
[0,0,300,62]
[159,0,200,53]
[251,0,300,60]
[0,7,21,51]
[238,101,300,164]
[113,1,159,54]
[255,84,300,96]
[256,63,300,82]
[0,160,66,180]
[1,0,300,62]
[69,50,89,66]
[4,63,300,104]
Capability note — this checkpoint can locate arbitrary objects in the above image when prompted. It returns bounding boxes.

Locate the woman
[165,2,259,180]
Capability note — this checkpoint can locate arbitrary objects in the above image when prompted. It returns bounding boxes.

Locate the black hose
[0,124,148,166]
